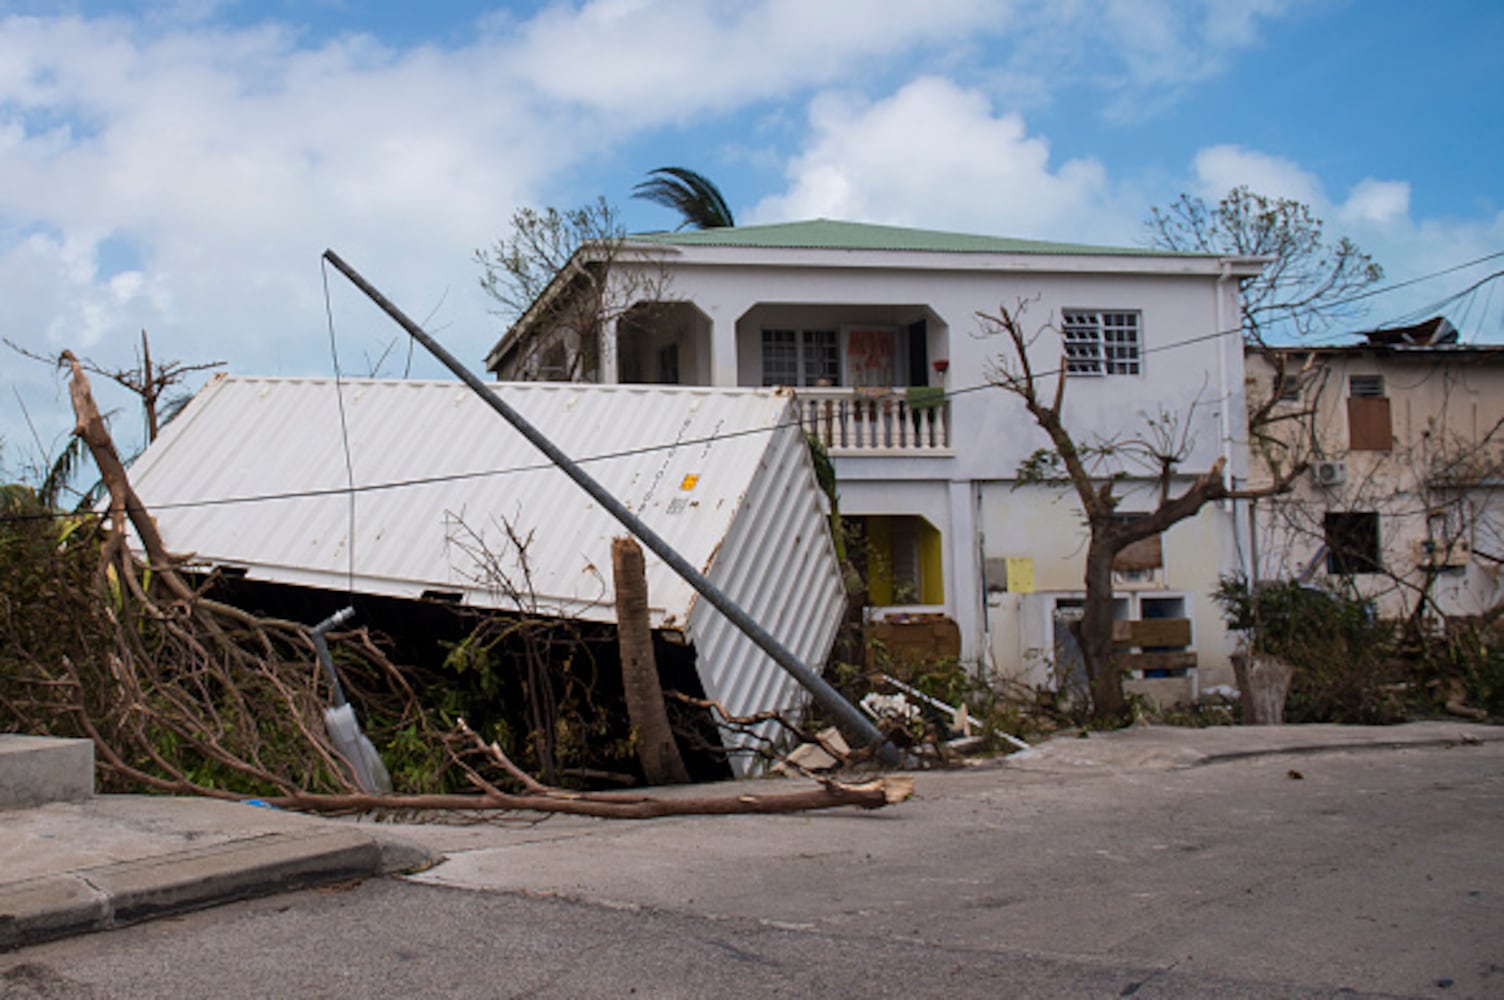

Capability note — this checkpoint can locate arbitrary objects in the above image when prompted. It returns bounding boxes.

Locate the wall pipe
[321,250,900,767]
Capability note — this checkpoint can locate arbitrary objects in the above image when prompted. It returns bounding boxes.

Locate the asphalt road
[4,739,1501,998]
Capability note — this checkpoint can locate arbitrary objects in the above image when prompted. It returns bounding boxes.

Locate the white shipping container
[125,375,847,771]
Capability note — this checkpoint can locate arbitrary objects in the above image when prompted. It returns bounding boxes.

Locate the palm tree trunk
[612,537,690,784]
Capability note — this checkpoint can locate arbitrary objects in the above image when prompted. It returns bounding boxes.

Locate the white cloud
[1189,145,1325,205]
[1201,0,1294,48]
[1339,179,1410,226]
[750,77,1119,240]
[1,4,1029,459]
[502,0,1000,121]
[0,13,566,459]
[986,0,1296,121]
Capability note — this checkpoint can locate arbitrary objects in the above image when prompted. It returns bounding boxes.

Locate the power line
[6,247,1501,526]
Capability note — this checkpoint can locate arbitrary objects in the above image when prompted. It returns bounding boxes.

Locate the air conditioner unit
[1312,460,1347,487]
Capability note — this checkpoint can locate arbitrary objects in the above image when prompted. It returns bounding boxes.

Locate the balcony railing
[794,387,952,456]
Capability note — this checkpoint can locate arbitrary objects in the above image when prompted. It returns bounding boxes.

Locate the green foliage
[806,433,850,565]
[1461,640,1504,716]
[1214,576,1407,723]
[1014,447,1066,486]
[806,434,838,507]
[381,722,452,795]
[0,488,102,717]
[1418,622,1504,719]
[432,614,635,786]
[1215,576,1383,656]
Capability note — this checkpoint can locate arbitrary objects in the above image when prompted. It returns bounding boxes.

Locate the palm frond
[632,167,734,230]
[39,434,86,511]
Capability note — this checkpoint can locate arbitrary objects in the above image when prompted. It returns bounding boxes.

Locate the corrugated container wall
[124,375,847,770]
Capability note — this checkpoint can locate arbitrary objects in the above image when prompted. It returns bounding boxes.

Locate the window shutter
[1347,396,1392,451]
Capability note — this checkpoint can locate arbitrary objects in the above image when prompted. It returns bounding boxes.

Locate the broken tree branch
[260,777,909,818]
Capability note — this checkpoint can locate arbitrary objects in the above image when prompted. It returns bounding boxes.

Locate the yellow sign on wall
[1005,557,1035,594]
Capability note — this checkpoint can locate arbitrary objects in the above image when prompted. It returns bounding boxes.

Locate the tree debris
[0,353,913,818]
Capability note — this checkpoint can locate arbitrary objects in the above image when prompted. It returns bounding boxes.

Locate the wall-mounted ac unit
[1312,460,1347,487]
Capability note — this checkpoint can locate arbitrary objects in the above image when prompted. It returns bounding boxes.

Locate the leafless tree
[9,330,223,444]
[477,198,672,381]
[1147,186,1383,343]
[982,303,1308,720]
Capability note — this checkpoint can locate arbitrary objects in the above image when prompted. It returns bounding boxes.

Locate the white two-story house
[487,219,1263,700]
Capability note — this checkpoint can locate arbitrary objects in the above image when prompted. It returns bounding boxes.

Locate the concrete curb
[1195,732,1504,765]
[0,736,93,809]
[1003,720,1503,772]
[0,826,432,952]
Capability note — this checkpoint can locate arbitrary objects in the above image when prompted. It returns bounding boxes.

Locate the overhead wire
[321,257,359,598]
[4,244,1502,527]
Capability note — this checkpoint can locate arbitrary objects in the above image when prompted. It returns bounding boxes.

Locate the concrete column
[708,308,738,387]
[946,479,982,668]
[598,316,618,383]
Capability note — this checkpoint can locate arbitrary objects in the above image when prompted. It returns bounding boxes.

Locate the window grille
[1062,311,1141,375]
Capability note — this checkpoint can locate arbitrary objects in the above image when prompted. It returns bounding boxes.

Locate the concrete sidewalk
[0,795,435,951]
[1002,718,1503,772]
[2,720,1497,953]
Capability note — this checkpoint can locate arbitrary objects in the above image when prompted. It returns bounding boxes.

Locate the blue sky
[2,0,1502,476]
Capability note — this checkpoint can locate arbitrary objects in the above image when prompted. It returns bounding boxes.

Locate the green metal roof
[626,218,1193,258]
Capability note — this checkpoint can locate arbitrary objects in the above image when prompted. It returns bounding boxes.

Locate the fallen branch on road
[259,776,914,819]
[257,718,915,818]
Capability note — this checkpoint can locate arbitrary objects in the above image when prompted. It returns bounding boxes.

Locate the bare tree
[982,303,1307,720]
[8,331,222,510]
[8,330,223,445]
[1147,187,1383,343]
[478,198,672,381]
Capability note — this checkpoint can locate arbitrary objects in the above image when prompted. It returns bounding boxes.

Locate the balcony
[794,387,952,457]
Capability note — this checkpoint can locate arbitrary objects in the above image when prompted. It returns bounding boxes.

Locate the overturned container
[123,375,847,775]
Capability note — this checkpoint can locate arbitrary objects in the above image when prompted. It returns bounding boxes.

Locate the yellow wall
[861,515,944,606]
[867,516,894,605]
[919,517,944,604]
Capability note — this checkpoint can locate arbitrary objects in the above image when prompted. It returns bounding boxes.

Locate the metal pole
[321,250,899,766]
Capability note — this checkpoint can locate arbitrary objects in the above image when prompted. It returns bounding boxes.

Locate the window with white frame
[1062,310,1142,376]
[761,329,839,386]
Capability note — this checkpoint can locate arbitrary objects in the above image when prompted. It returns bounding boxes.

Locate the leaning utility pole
[321,250,899,766]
